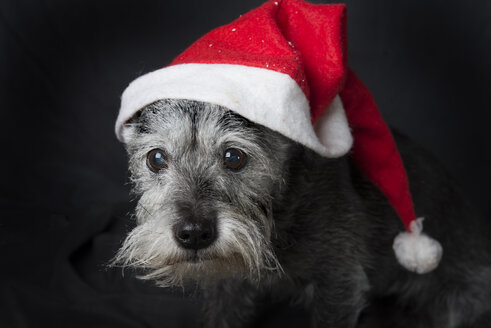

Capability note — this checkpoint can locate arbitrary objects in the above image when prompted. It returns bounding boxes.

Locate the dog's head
[114,99,293,286]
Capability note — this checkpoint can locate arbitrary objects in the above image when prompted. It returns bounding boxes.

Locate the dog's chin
[139,252,253,287]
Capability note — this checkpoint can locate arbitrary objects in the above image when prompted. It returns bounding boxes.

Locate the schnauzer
[113,99,491,327]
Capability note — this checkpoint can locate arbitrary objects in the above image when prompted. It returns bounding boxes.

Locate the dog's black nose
[173,219,216,250]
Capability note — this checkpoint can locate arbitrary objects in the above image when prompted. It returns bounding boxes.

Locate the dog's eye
[224,148,247,171]
[147,148,168,172]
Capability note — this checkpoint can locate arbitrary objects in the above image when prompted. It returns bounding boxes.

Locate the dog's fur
[114,99,491,327]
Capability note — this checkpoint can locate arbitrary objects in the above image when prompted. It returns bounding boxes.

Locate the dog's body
[115,99,491,327]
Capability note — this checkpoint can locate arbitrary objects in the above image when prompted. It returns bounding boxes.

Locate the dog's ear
[313,95,353,157]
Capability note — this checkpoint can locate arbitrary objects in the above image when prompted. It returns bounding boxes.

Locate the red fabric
[275,0,347,122]
[171,0,346,122]
[340,69,416,231]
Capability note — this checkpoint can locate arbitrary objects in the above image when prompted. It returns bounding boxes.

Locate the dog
[112,98,491,327]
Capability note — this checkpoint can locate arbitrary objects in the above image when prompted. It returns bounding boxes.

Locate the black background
[1,0,490,327]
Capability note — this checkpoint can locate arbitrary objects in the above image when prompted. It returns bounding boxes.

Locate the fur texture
[114,99,491,327]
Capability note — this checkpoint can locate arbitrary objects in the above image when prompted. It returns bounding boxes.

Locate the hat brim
[116,63,352,158]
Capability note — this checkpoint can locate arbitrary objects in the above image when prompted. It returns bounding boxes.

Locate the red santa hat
[116,0,442,274]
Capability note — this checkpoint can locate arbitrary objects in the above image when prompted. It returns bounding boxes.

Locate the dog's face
[114,99,292,286]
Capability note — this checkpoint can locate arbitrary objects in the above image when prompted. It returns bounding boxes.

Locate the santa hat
[116,0,442,274]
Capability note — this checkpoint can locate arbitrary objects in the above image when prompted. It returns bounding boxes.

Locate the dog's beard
[112,204,282,287]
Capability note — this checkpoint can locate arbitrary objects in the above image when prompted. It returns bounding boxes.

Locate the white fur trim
[393,218,443,274]
[314,95,353,157]
[116,63,353,158]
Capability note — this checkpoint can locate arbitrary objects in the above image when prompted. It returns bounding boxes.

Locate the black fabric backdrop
[1,0,490,327]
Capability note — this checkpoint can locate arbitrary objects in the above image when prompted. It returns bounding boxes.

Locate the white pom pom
[393,218,443,274]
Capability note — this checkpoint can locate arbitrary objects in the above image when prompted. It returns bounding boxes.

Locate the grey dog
[113,98,491,327]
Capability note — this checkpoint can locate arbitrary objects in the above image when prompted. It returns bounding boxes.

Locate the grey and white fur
[114,99,491,327]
